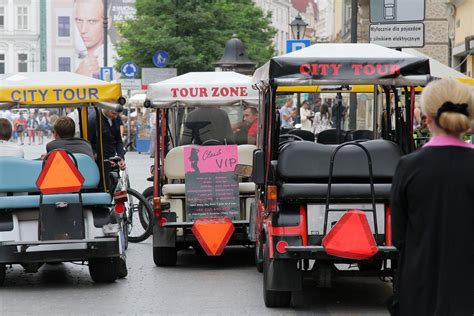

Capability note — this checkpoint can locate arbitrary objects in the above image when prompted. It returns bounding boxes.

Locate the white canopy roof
[129,93,146,107]
[403,48,469,79]
[146,71,259,107]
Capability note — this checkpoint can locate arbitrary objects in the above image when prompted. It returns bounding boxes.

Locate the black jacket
[46,137,94,159]
[391,146,474,315]
[88,111,125,159]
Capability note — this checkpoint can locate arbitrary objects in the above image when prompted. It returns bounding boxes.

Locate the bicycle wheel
[140,186,154,228]
[125,188,154,243]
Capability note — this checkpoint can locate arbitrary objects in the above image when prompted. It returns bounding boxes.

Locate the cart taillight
[267,185,278,213]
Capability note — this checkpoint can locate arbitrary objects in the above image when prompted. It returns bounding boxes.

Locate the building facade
[0,0,41,74]
[314,0,335,42]
[291,0,318,40]
[253,0,296,55]
[450,0,474,77]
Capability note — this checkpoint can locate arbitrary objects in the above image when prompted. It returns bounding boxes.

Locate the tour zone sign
[369,0,425,48]
[370,23,425,48]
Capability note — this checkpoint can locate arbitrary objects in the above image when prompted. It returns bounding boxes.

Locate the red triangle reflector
[322,210,378,260]
[192,218,235,256]
[36,151,85,195]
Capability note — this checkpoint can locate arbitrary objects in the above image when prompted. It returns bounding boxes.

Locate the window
[58,16,70,37]
[0,54,5,74]
[18,53,28,72]
[58,57,71,71]
[0,7,5,30]
[17,6,28,30]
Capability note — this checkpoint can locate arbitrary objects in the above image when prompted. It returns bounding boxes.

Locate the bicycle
[106,156,154,244]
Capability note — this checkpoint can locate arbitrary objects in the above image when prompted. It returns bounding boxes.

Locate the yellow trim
[0,83,121,105]
[276,77,474,93]
[81,107,88,139]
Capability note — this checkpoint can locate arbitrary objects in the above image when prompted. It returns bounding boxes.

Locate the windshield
[165,105,257,146]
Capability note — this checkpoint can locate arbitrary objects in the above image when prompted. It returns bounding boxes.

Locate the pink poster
[184,145,238,174]
[184,145,240,220]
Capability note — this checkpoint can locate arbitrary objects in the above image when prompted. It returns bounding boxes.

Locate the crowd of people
[278,96,345,138]
[0,110,57,146]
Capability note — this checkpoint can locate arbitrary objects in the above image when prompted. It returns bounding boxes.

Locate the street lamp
[289,14,308,119]
[290,13,308,40]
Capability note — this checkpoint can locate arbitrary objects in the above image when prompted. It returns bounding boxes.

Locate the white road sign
[142,68,177,85]
[370,23,424,48]
[370,0,425,23]
[118,78,142,90]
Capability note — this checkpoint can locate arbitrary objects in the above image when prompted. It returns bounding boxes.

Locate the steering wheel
[278,134,304,151]
[201,139,223,146]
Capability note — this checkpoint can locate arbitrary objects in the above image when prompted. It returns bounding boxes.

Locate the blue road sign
[286,39,311,53]
[152,51,169,68]
[100,67,113,81]
[121,61,138,78]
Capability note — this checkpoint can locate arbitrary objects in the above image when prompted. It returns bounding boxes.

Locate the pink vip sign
[184,145,240,221]
[184,145,238,174]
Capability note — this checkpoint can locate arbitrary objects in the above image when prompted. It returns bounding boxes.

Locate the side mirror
[234,164,253,178]
[252,149,265,185]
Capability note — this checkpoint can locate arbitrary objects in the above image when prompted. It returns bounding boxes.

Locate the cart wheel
[255,243,263,273]
[153,247,177,267]
[263,242,291,307]
[117,257,128,279]
[0,264,5,286]
[89,257,118,283]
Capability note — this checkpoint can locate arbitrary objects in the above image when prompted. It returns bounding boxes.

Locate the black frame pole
[349,0,358,130]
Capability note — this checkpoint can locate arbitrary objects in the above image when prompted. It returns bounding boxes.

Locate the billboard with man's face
[48,0,136,79]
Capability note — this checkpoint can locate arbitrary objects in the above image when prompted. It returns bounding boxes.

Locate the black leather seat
[317,129,348,144]
[345,130,374,142]
[288,129,315,142]
[276,140,401,202]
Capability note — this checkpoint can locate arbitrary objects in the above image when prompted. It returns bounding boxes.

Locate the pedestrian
[149,110,156,157]
[13,114,27,145]
[389,78,474,315]
[27,113,39,145]
[279,98,296,129]
[299,100,314,132]
[312,103,332,137]
[37,113,48,145]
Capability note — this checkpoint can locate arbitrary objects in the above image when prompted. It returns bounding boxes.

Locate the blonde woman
[390,78,473,315]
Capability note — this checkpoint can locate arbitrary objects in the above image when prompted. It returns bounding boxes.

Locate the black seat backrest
[345,130,374,142]
[317,129,348,144]
[277,140,402,183]
[288,129,315,142]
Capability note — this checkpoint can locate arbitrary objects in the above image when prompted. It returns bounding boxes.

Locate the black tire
[89,257,118,283]
[153,247,177,267]
[117,257,128,279]
[139,186,154,229]
[125,188,154,243]
[0,264,5,286]
[255,243,263,273]
[263,242,292,307]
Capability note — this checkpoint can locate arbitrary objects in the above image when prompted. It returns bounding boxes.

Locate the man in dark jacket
[46,116,94,158]
[88,109,126,170]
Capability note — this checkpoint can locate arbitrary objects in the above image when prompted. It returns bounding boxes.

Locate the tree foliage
[116,0,276,74]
